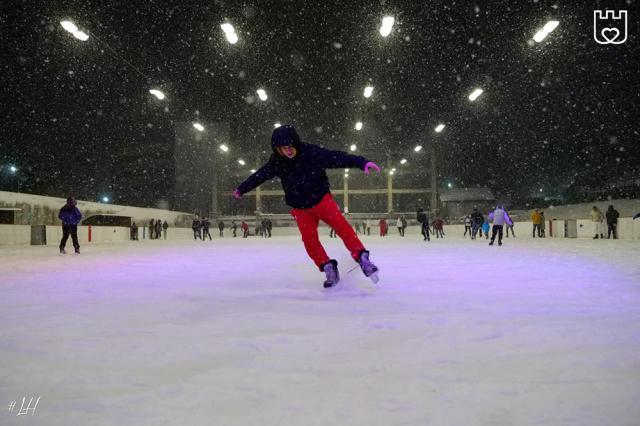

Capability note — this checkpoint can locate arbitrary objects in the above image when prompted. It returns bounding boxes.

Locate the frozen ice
[1,235,639,425]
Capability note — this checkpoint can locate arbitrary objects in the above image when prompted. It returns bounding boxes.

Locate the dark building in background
[174,121,230,216]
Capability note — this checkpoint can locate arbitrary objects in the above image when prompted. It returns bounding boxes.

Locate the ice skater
[58,197,82,254]
[463,215,472,238]
[416,208,430,241]
[470,208,483,240]
[233,125,381,288]
[590,206,604,239]
[488,205,512,246]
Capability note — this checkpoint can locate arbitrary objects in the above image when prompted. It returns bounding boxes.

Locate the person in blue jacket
[58,197,82,254]
[234,125,381,288]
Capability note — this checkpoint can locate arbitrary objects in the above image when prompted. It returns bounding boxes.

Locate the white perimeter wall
[0,191,193,226]
[1,221,638,246]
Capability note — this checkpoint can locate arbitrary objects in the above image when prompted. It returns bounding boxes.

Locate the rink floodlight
[101,196,110,203]
[149,89,165,100]
[355,121,363,130]
[543,20,560,33]
[274,122,281,128]
[400,158,407,164]
[221,23,239,44]
[193,123,204,131]
[389,170,395,175]
[345,169,349,172]
[379,16,395,37]
[60,20,78,33]
[391,168,396,172]
[363,86,374,98]
[435,124,445,133]
[250,169,256,173]
[350,144,357,151]
[226,32,239,44]
[447,182,453,188]
[72,31,89,41]
[256,89,268,101]
[468,88,483,101]
[533,20,559,43]
[219,144,229,152]
[344,173,349,178]
[414,145,422,152]
[9,165,18,173]
[238,159,246,166]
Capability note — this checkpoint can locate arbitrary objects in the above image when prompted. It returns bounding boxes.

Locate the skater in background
[505,219,515,238]
[591,206,605,239]
[463,214,472,238]
[162,220,168,239]
[130,221,138,240]
[329,227,336,238]
[379,218,387,237]
[192,217,201,240]
[488,205,512,246]
[202,217,212,240]
[396,216,403,236]
[606,205,620,239]
[417,208,430,241]
[231,220,238,237]
[155,219,162,240]
[401,216,407,236]
[354,221,361,235]
[233,125,380,288]
[149,219,155,239]
[241,220,249,238]
[482,219,490,239]
[634,212,640,220]
[366,219,373,236]
[470,208,484,240]
[432,217,445,238]
[218,220,225,237]
[539,211,546,237]
[58,197,82,254]
[265,218,273,237]
[531,209,542,238]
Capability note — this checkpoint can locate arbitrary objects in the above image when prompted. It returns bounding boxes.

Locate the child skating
[234,125,381,288]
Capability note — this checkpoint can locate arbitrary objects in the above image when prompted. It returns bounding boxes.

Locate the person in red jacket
[379,218,387,237]
[234,125,381,287]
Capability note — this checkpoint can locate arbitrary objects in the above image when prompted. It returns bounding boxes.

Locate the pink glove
[364,161,381,175]
[233,189,242,199]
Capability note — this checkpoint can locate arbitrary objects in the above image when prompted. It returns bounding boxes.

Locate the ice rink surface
[1,234,639,425]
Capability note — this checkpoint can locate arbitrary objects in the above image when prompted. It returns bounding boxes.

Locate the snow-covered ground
[1,235,639,425]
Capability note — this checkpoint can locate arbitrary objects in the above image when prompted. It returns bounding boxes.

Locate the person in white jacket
[396,217,403,237]
[590,206,604,239]
[488,205,512,246]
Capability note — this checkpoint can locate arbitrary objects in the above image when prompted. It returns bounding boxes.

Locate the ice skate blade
[369,272,379,284]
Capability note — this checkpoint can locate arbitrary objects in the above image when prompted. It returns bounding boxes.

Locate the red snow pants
[291,193,366,271]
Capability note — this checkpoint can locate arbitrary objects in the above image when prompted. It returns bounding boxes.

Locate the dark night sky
[1,0,639,208]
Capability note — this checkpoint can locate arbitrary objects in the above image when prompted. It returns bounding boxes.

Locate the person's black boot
[322,260,339,288]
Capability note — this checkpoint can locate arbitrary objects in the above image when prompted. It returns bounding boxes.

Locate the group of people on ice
[590,205,621,239]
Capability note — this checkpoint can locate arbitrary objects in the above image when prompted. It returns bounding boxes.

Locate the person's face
[279,145,297,158]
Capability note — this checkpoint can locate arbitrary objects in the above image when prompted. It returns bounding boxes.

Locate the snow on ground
[1,234,639,426]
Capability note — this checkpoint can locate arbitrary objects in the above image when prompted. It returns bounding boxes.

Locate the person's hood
[271,125,301,154]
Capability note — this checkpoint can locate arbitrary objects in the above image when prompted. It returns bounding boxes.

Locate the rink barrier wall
[0,225,31,246]
[0,190,194,227]
[0,220,638,246]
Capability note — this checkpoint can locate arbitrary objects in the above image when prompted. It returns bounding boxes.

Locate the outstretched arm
[316,145,380,173]
[234,160,276,198]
